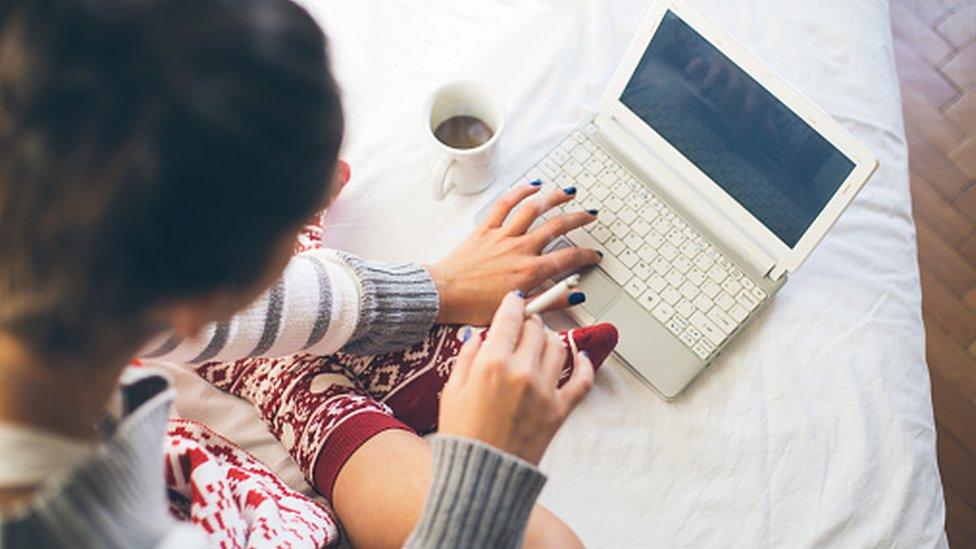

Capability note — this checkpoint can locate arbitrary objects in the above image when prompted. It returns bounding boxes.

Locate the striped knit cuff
[405,436,547,549]
[336,254,439,355]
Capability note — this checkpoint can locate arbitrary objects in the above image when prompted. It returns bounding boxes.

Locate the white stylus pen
[525,274,581,315]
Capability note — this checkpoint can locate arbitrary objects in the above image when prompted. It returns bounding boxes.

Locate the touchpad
[577,267,619,317]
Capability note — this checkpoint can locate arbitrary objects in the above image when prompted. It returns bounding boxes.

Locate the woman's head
[0,0,344,364]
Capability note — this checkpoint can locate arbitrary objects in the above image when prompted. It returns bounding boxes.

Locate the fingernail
[461,327,473,342]
[514,289,525,298]
[568,291,586,305]
[530,179,543,186]
[563,186,577,195]
[587,208,599,216]
[580,350,590,359]
[596,251,604,258]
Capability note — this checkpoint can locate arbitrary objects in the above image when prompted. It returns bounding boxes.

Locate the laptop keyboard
[521,128,768,361]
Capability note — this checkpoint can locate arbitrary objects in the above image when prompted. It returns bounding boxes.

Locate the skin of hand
[437,291,595,465]
[427,184,601,326]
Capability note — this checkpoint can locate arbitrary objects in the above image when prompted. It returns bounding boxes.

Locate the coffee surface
[434,115,494,149]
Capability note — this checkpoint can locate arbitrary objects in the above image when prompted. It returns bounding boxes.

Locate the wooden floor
[890,0,976,545]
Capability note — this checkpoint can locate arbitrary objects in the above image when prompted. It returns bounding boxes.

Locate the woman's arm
[139,248,439,362]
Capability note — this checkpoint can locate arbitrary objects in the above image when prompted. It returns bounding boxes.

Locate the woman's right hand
[437,291,595,465]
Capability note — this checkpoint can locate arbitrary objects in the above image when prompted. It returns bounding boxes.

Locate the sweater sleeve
[138,248,439,363]
[405,436,547,549]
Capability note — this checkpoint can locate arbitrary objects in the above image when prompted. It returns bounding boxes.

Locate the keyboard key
[570,147,589,163]
[693,293,713,312]
[540,158,560,177]
[625,194,644,212]
[638,289,661,312]
[638,244,658,263]
[632,219,652,237]
[618,208,637,225]
[606,237,625,256]
[690,312,725,346]
[667,229,686,247]
[634,261,653,280]
[708,307,737,335]
[578,171,596,187]
[692,341,711,359]
[673,218,686,230]
[659,243,679,261]
[594,149,609,162]
[584,158,603,174]
[687,267,706,286]
[590,183,610,201]
[652,301,675,323]
[609,220,629,238]
[600,210,617,226]
[665,268,684,287]
[604,196,624,212]
[721,278,742,297]
[728,304,748,323]
[651,257,671,275]
[694,253,715,271]
[548,149,568,165]
[638,206,659,222]
[661,285,681,305]
[563,159,583,176]
[571,131,585,143]
[707,264,728,283]
[618,248,638,268]
[740,277,756,290]
[736,289,759,311]
[665,318,683,336]
[750,286,767,301]
[671,315,688,331]
[679,328,698,348]
[705,246,721,260]
[588,223,613,243]
[673,256,693,274]
[555,173,574,187]
[715,292,736,311]
[680,241,700,259]
[598,169,616,186]
[611,181,630,199]
[623,232,644,250]
[702,279,721,299]
[624,278,646,299]
[647,274,667,293]
[646,231,665,249]
[679,280,699,300]
[675,299,695,319]
[559,139,576,152]
[652,218,672,234]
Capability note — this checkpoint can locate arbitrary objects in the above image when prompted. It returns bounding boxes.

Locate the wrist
[424,262,458,324]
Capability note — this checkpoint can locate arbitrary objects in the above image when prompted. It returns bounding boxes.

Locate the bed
[157,1,948,546]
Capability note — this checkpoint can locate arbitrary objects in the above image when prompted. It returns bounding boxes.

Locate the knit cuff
[336,254,440,356]
[405,436,547,549]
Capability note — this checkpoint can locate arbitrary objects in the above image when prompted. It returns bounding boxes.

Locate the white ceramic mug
[426,81,504,200]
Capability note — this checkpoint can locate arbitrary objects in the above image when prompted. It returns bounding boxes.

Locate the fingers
[446,333,482,388]
[483,291,526,355]
[540,330,566,388]
[557,350,594,413]
[512,314,546,371]
[504,188,576,236]
[526,210,597,252]
[481,184,542,230]
[529,246,602,285]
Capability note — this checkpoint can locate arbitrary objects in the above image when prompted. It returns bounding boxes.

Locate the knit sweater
[0,252,548,548]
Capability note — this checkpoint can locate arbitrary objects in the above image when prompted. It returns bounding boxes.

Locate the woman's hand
[437,291,594,465]
[426,183,601,326]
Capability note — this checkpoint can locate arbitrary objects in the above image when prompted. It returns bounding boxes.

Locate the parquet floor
[890,0,976,545]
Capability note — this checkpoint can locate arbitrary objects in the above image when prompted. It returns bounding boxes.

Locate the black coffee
[434,115,494,149]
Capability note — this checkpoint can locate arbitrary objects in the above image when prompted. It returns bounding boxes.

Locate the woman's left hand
[426,183,601,326]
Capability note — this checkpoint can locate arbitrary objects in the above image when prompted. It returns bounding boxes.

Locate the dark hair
[0,0,343,361]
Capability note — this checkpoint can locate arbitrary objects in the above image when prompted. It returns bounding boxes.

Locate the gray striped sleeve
[405,436,547,549]
[336,254,439,356]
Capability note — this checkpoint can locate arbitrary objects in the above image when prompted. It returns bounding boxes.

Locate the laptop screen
[619,10,855,248]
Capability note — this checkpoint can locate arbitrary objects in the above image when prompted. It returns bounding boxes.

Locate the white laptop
[479,1,877,399]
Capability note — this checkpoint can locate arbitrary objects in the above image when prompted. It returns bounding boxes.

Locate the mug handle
[431,155,456,200]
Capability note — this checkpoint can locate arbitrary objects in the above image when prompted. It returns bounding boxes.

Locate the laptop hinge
[767,262,788,282]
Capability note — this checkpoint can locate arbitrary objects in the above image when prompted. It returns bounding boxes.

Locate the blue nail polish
[568,292,586,305]
[514,289,525,298]
[580,350,590,359]
[587,208,599,216]
[563,186,577,195]
[461,327,472,342]
[595,251,604,258]
[530,179,543,186]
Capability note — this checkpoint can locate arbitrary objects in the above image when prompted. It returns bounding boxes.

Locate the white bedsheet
[160,1,947,546]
